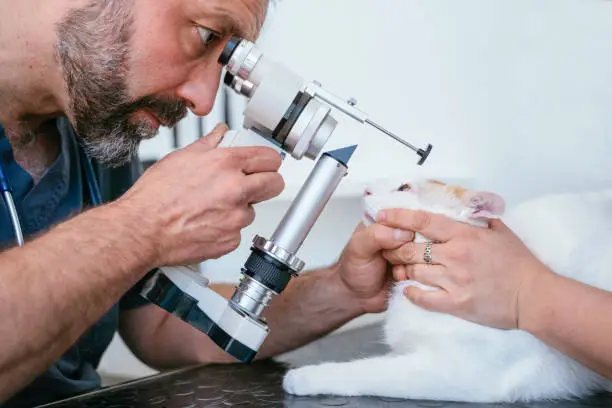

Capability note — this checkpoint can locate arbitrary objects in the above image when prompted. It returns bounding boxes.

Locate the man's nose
[176,62,224,117]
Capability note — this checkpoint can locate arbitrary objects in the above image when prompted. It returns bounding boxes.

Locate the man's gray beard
[84,118,146,168]
[56,0,186,167]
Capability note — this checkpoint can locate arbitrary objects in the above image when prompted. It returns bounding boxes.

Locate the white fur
[283,181,612,403]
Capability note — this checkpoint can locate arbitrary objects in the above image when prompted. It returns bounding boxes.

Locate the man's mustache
[109,95,188,128]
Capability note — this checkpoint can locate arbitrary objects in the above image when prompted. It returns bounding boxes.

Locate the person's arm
[0,126,284,402]
[376,208,612,380]
[519,269,612,379]
[0,203,154,402]
[119,223,414,369]
[119,264,362,368]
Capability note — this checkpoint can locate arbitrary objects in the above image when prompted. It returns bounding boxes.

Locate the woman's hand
[377,209,553,330]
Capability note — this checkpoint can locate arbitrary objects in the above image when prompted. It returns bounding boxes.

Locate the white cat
[283,178,612,403]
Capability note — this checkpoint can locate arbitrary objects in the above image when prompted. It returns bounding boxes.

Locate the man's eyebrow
[213,12,255,40]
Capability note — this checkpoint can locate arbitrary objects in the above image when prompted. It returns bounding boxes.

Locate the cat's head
[362,179,505,227]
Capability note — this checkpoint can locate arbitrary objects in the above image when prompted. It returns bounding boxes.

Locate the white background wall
[99,0,612,380]
[256,0,612,206]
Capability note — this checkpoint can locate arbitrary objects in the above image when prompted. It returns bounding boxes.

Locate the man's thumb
[348,224,412,259]
[197,123,229,150]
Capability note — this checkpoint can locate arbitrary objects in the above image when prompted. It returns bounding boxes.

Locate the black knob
[218,36,242,65]
[417,144,433,166]
[243,250,292,294]
[223,71,235,86]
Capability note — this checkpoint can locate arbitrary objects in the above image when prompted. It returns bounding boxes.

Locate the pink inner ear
[462,191,506,218]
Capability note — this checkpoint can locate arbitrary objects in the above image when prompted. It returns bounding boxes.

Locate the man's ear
[462,191,506,219]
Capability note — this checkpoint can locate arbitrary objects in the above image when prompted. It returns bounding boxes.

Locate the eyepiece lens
[219,36,242,65]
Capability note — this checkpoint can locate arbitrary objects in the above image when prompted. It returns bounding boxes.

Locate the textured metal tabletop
[38,361,612,408]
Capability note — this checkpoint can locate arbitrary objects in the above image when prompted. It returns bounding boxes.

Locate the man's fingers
[377,209,461,243]
[393,265,409,281]
[347,223,415,259]
[241,172,285,204]
[197,124,283,174]
[404,285,453,313]
[237,147,283,174]
[383,241,446,265]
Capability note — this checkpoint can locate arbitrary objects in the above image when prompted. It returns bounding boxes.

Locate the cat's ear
[462,191,506,219]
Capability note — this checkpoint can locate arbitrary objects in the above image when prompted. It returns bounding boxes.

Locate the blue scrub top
[0,119,151,408]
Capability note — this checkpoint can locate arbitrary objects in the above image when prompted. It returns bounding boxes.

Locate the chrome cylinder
[230,276,275,319]
[271,154,348,254]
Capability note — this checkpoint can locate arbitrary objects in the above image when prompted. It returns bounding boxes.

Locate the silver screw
[347,98,358,106]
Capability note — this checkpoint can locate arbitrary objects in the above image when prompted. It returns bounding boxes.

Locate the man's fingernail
[377,211,387,222]
[394,229,412,241]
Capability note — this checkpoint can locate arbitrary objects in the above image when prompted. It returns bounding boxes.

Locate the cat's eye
[197,27,219,49]
[398,184,412,191]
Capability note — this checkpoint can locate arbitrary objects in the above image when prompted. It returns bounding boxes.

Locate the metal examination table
[39,361,612,408]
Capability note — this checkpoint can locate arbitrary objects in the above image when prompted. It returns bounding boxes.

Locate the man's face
[56,0,267,167]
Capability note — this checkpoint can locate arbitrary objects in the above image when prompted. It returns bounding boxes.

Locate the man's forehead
[194,0,268,40]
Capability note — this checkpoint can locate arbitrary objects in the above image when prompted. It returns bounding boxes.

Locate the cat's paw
[283,366,321,396]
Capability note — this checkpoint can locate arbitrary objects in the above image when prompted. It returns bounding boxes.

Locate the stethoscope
[0,141,102,247]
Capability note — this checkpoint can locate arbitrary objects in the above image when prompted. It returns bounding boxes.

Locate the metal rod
[271,153,348,254]
[312,93,368,123]
[4,191,24,247]
[310,87,429,159]
[365,119,420,152]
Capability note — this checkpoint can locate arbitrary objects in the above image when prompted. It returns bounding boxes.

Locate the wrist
[517,262,559,335]
[329,262,368,317]
[94,201,159,272]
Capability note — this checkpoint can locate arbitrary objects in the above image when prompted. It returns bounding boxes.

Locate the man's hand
[376,209,552,329]
[123,221,417,367]
[336,223,415,314]
[114,124,284,267]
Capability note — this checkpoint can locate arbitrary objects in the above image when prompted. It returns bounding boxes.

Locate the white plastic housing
[243,60,304,135]
[219,129,283,153]
[160,266,269,351]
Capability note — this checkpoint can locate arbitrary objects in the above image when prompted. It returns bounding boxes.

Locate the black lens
[219,36,242,65]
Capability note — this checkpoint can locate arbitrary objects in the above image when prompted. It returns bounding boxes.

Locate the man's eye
[197,27,217,48]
